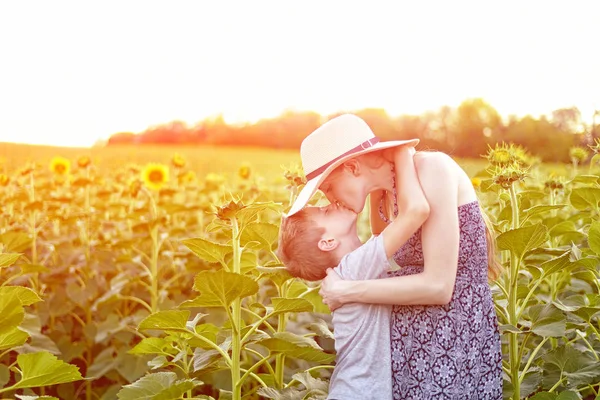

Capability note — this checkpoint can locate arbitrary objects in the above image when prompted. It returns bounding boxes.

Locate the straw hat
[286,114,419,216]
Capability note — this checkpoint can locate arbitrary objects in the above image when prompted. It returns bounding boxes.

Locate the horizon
[0,0,598,147]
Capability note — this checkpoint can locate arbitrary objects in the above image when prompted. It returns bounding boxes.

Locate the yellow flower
[77,155,91,168]
[171,153,186,168]
[471,177,482,188]
[50,157,71,175]
[570,146,589,163]
[0,174,9,186]
[141,163,169,190]
[238,163,251,180]
[178,170,197,185]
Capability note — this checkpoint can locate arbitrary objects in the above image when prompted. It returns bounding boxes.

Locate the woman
[288,114,502,399]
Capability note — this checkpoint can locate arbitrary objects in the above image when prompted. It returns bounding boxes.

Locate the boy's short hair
[277,208,339,281]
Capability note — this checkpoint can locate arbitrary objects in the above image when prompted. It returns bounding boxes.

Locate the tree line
[107,99,598,162]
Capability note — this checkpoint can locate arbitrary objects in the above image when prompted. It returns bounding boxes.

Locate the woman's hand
[319,268,350,312]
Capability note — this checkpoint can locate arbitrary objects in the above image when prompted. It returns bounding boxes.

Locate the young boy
[278,145,430,400]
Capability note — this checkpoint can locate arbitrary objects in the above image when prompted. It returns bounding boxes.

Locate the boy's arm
[369,190,387,235]
[381,146,430,259]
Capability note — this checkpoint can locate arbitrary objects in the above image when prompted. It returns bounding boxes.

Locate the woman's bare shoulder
[413,151,458,176]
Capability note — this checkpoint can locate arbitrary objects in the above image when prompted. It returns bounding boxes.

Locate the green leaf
[529,393,557,400]
[0,364,9,387]
[548,221,576,238]
[543,345,595,376]
[570,187,600,211]
[257,333,335,363]
[588,221,600,256]
[10,352,82,389]
[564,363,600,387]
[522,205,566,221]
[0,327,29,351]
[0,292,24,335]
[499,324,522,334]
[570,174,600,185]
[308,319,335,340]
[181,270,258,308]
[235,202,281,226]
[0,286,43,306]
[0,253,21,268]
[271,297,313,315]
[539,251,573,277]
[240,222,279,250]
[256,265,293,287]
[528,304,566,337]
[497,223,549,260]
[192,348,221,373]
[291,371,329,392]
[520,370,542,398]
[128,338,172,355]
[138,310,190,332]
[117,372,200,400]
[0,232,31,253]
[181,238,231,265]
[555,391,582,400]
[19,264,51,275]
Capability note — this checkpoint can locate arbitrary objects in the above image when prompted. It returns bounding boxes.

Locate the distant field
[0,142,494,177]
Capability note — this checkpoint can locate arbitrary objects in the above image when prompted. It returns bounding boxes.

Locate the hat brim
[286,138,419,217]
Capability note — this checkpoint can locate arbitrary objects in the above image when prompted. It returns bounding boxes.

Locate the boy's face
[306,202,358,239]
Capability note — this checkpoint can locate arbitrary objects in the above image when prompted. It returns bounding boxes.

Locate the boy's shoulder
[335,235,385,279]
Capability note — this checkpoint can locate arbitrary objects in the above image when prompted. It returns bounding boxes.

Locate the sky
[0,1,598,147]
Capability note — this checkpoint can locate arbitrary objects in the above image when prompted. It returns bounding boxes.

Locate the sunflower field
[0,141,599,400]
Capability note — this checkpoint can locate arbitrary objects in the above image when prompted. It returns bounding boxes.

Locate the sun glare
[0,1,598,147]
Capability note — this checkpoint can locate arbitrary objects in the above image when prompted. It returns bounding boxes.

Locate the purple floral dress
[383,200,502,399]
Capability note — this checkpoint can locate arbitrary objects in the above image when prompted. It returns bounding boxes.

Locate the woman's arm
[369,190,387,235]
[380,146,429,258]
[320,153,460,308]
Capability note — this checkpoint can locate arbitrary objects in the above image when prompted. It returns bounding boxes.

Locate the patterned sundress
[382,200,503,399]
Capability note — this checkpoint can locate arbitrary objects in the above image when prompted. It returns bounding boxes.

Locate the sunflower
[77,155,91,168]
[50,157,71,175]
[141,163,169,190]
[238,163,251,180]
[570,146,589,163]
[178,170,197,185]
[0,174,9,186]
[171,153,186,168]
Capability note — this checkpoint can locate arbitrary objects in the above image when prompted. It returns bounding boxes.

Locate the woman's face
[320,164,369,214]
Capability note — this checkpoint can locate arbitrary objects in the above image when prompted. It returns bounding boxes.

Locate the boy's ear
[318,237,339,252]
[342,159,361,177]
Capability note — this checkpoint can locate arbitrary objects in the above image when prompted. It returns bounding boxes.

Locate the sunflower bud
[486,143,534,169]
[238,163,251,180]
[216,199,246,221]
[491,163,528,189]
[171,153,186,168]
[77,156,92,168]
[570,146,589,163]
